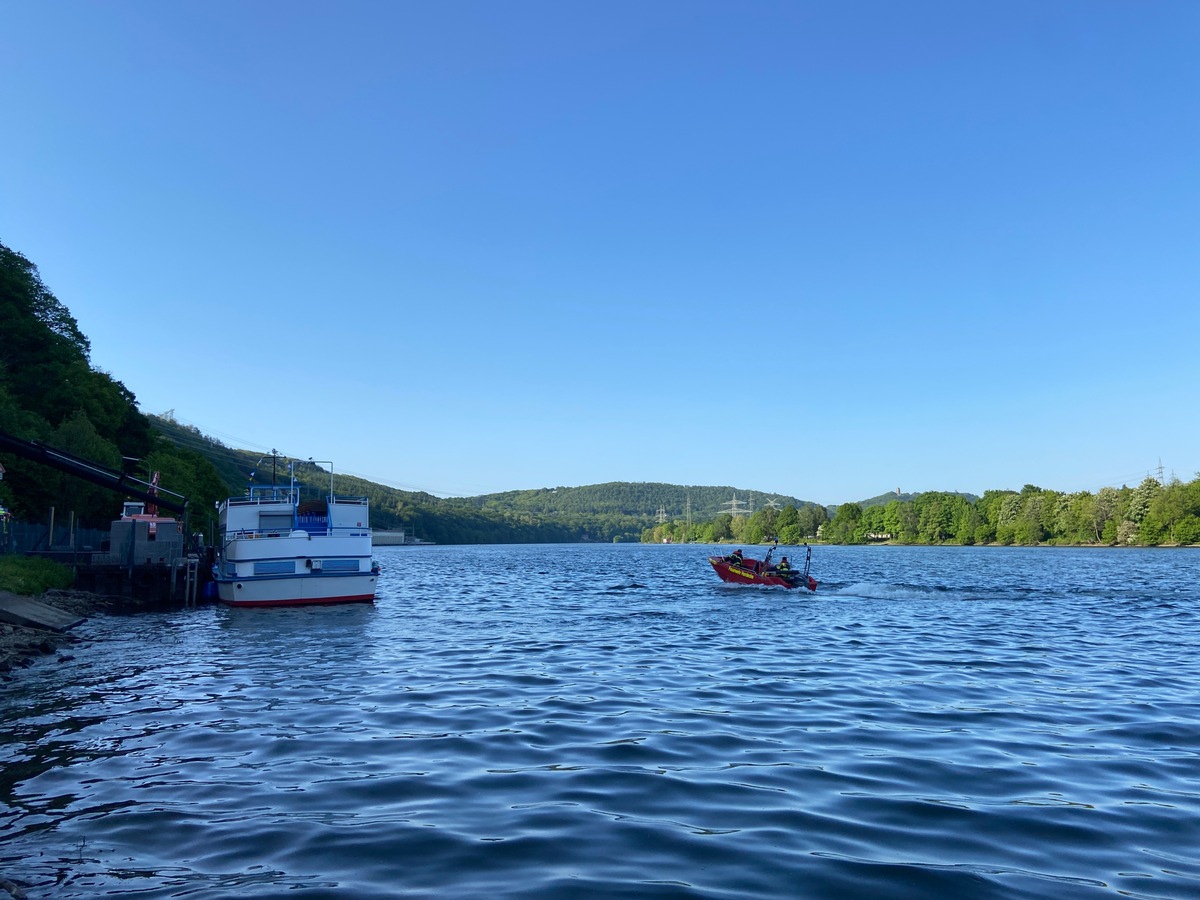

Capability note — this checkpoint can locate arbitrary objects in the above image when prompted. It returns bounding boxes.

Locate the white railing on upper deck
[227,486,300,506]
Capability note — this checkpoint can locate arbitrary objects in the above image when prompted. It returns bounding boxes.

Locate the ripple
[3,544,1200,898]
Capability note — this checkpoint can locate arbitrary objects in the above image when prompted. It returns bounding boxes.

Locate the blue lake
[3,543,1200,898]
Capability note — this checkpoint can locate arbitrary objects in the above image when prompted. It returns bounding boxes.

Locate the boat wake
[603,579,647,592]
[829,582,963,602]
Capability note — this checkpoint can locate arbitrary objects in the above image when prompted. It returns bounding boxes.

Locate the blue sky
[3,1,1197,505]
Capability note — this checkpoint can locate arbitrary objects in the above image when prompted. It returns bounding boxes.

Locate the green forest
[820,480,1200,546]
[641,502,829,546]
[146,416,821,543]
[3,238,1198,549]
[647,479,1200,548]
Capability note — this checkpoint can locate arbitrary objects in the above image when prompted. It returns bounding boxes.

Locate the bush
[0,555,75,595]
[1173,516,1200,546]
[1101,519,1119,543]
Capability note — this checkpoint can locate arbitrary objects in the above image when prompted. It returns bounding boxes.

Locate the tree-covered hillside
[146,414,830,544]
[0,241,228,530]
[147,419,826,544]
[820,482,1200,546]
[467,483,820,521]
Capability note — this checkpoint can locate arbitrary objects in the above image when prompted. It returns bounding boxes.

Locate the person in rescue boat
[777,556,791,572]
[728,549,743,565]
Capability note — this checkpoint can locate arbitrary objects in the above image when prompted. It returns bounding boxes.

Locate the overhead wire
[148,412,459,497]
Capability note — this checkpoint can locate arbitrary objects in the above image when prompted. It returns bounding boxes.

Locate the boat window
[259,514,292,530]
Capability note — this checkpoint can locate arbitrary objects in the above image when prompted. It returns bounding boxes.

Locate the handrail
[227,487,299,506]
[220,526,370,539]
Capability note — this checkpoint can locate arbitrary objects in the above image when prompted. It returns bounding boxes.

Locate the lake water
[2,543,1199,899]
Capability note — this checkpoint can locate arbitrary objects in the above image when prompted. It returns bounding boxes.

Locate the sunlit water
[3,544,1199,899]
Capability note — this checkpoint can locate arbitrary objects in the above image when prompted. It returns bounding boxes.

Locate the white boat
[214,464,378,607]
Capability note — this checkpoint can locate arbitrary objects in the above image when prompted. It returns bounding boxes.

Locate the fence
[1,519,110,557]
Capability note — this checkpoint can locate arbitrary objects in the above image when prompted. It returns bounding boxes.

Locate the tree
[1013,493,1046,545]
[144,442,231,539]
[913,492,962,544]
[0,243,90,422]
[995,494,1022,545]
[744,506,779,544]
[1144,478,1189,545]
[796,504,828,539]
[1092,487,1118,543]
[776,504,799,533]
[52,410,122,527]
[1128,477,1161,523]
[730,513,749,542]
[1055,492,1096,545]
[860,504,887,540]
[825,503,863,544]
[953,500,979,545]
[710,513,733,542]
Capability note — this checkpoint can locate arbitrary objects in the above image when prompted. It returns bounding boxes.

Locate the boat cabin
[219,486,370,539]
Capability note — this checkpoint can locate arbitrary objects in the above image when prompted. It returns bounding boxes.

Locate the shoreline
[0,589,125,679]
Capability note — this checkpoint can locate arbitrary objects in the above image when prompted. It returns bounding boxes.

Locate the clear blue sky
[3,1,1197,505]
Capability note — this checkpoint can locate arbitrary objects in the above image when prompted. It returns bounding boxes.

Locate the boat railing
[227,486,300,506]
[224,523,369,538]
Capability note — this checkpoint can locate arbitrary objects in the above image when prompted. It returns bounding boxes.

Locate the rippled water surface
[3,544,1200,898]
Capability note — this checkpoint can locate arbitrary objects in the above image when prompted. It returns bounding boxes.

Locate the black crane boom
[0,428,189,516]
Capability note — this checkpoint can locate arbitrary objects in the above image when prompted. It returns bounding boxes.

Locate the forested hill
[465,484,821,521]
[857,490,979,509]
[149,414,823,543]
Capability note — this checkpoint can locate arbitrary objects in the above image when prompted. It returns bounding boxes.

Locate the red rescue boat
[709,542,818,591]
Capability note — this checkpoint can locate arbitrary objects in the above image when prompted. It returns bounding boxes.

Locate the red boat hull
[709,555,817,591]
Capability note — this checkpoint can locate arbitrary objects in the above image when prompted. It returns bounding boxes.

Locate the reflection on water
[3,544,1200,898]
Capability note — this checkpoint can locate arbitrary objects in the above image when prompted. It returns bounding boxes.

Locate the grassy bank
[0,556,75,596]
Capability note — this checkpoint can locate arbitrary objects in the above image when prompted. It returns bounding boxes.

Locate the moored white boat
[214,463,378,607]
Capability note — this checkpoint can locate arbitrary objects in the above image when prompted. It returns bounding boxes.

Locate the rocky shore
[0,589,124,679]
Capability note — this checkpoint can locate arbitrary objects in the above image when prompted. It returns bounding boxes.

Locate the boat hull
[216,571,377,607]
[709,555,817,591]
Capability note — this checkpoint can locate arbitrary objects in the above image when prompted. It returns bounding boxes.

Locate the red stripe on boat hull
[218,594,376,608]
